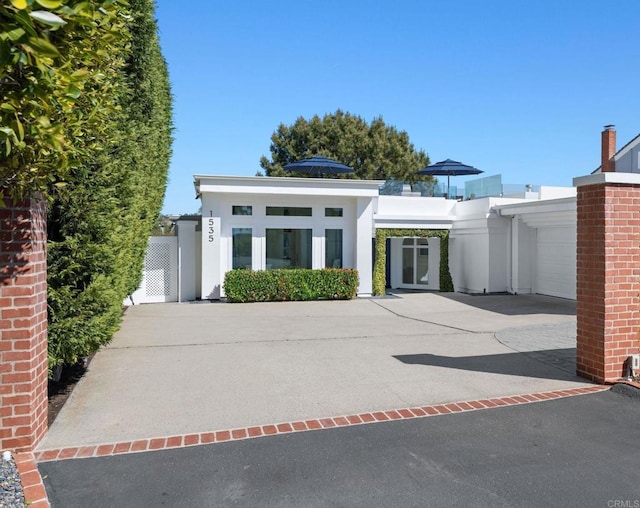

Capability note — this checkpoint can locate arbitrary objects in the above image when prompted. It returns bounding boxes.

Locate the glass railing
[379,175,540,200]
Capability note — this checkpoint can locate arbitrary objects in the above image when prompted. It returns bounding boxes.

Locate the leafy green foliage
[373,229,453,295]
[0,0,130,202]
[224,269,359,303]
[439,232,454,292]
[260,110,432,182]
[44,0,173,370]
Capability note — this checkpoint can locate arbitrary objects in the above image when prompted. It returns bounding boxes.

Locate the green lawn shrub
[224,269,359,303]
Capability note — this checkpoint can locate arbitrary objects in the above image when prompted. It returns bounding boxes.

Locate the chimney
[601,125,616,173]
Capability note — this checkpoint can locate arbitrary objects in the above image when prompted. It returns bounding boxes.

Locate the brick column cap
[573,172,640,188]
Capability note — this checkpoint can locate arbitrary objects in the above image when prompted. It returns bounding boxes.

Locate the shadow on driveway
[394,348,580,381]
[436,293,576,316]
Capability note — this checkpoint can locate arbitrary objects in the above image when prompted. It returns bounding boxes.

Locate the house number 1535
[208,218,215,242]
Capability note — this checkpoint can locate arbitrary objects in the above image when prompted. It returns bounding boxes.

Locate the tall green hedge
[373,229,453,295]
[47,0,173,370]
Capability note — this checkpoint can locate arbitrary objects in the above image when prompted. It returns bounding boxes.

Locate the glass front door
[401,238,429,286]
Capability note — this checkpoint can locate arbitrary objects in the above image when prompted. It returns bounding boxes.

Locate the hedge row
[224,269,359,303]
[45,0,173,372]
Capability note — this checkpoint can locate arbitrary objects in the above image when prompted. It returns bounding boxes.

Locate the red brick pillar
[575,174,640,383]
[0,195,48,452]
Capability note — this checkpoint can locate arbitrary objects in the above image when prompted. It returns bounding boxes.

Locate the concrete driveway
[39,292,589,450]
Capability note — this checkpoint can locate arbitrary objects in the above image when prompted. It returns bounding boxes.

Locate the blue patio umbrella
[283,156,355,177]
[417,159,483,198]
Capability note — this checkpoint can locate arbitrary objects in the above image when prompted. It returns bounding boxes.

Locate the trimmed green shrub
[224,269,359,303]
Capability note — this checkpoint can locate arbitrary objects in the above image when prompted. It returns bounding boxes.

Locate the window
[266,229,312,269]
[325,207,343,217]
[232,205,252,216]
[232,228,252,269]
[266,206,312,217]
[325,229,343,268]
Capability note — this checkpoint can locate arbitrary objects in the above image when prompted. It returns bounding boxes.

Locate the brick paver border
[15,452,50,507]
[35,386,608,463]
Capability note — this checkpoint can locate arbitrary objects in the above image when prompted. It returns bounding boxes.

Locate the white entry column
[355,197,374,296]
[201,216,221,299]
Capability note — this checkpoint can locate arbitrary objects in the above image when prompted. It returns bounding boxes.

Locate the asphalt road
[40,387,640,508]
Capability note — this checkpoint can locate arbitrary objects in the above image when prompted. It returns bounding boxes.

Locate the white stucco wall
[355,197,374,296]
[538,186,577,199]
[376,195,456,216]
[176,219,198,301]
[200,215,221,299]
[200,193,360,297]
[196,176,382,298]
[508,217,534,294]
[202,193,357,269]
[375,195,455,229]
[449,215,510,294]
[448,198,527,294]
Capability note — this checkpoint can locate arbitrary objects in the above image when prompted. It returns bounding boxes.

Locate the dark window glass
[266,229,312,269]
[325,207,343,217]
[325,229,343,268]
[266,206,312,217]
[232,206,252,216]
[232,228,252,269]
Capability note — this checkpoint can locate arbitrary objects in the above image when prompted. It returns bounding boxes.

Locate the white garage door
[535,226,576,300]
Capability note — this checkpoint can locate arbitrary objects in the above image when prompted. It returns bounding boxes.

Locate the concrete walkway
[39,293,587,451]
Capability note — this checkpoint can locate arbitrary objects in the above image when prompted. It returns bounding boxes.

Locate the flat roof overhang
[495,197,576,228]
[194,175,385,198]
[494,196,576,217]
[374,215,453,230]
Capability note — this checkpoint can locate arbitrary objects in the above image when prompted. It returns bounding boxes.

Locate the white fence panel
[130,236,178,304]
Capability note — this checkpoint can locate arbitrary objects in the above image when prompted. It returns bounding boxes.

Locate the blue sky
[155,0,640,213]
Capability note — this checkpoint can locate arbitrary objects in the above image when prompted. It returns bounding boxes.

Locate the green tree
[260,110,430,182]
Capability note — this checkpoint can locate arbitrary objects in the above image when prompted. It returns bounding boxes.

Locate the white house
[130,176,576,303]
[129,126,638,305]
[375,187,576,299]
[194,175,383,299]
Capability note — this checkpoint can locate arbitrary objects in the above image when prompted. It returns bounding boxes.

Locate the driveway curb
[36,385,608,464]
[14,452,49,507]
